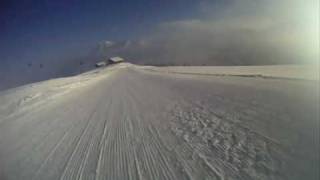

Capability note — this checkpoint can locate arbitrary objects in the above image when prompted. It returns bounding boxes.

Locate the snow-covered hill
[144,64,319,80]
[0,64,319,180]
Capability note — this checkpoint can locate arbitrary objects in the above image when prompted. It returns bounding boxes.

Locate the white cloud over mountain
[95,0,319,65]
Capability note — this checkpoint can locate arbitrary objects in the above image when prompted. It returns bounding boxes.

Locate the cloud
[120,0,319,65]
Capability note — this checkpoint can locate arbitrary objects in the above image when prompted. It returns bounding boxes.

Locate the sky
[0,0,319,90]
[0,0,203,64]
[134,0,319,65]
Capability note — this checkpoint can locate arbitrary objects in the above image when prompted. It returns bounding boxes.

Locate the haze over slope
[93,0,319,66]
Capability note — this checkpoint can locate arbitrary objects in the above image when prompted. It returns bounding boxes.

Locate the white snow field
[0,63,319,180]
[144,65,319,80]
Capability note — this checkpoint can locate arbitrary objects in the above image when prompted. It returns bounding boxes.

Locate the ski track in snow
[0,64,319,180]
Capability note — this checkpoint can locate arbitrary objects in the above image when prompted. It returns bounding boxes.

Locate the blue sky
[0,0,208,64]
[1,0,318,66]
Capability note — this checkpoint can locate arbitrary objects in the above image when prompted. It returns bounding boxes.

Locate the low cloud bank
[100,0,319,65]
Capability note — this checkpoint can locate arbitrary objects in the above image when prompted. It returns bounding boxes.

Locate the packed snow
[0,63,319,180]
[144,65,319,80]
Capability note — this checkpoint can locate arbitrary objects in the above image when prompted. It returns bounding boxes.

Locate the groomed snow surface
[144,65,319,81]
[0,63,319,180]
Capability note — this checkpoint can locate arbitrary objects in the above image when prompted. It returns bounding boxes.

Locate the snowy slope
[144,65,319,80]
[0,63,319,180]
